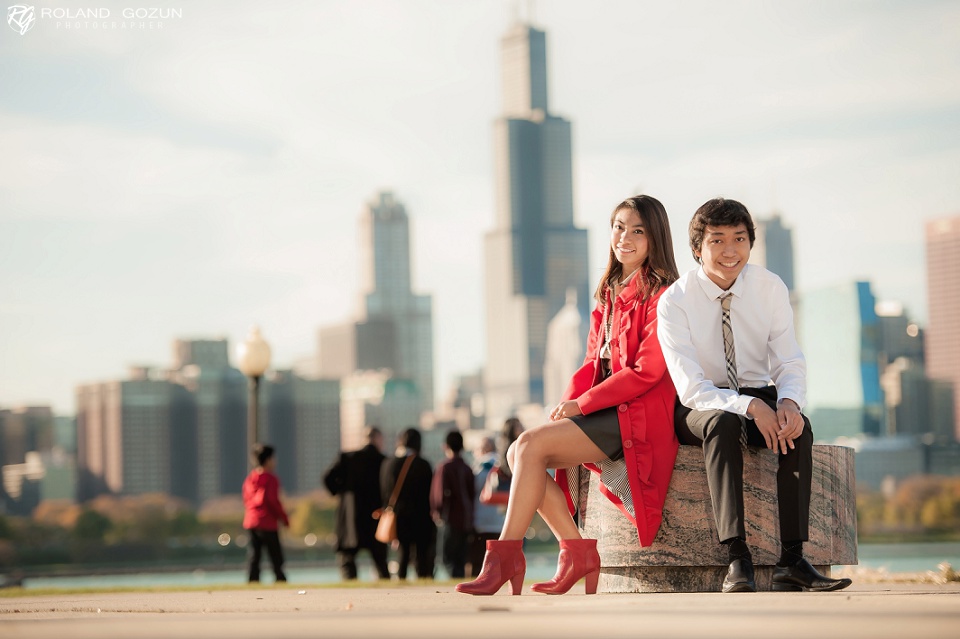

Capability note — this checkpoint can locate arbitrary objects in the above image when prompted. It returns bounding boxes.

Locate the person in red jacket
[242,443,290,583]
[457,195,680,596]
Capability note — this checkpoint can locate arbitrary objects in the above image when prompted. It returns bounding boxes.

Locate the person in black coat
[381,427,436,580]
[323,426,390,580]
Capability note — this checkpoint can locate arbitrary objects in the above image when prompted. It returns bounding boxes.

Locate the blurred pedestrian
[323,426,390,580]
[469,436,505,577]
[498,417,524,477]
[242,443,289,583]
[430,429,475,578]
[381,428,436,580]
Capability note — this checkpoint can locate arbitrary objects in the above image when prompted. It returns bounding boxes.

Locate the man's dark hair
[445,429,464,454]
[252,443,275,467]
[400,427,422,453]
[688,198,756,262]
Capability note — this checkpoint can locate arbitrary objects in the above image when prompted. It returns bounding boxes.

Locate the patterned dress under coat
[555,276,679,547]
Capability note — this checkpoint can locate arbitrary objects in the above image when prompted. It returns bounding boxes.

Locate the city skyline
[2,1,959,415]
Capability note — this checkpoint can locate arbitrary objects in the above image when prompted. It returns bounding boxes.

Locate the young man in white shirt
[656,197,851,593]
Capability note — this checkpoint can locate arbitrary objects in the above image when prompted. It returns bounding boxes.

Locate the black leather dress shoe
[722,557,757,593]
[772,558,852,592]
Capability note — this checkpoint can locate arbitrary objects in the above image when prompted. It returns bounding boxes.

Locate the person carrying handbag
[374,453,414,544]
[380,428,436,580]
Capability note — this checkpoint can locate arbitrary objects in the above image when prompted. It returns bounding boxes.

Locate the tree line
[857,475,960,541]
[3,474,957,572]
[0,491,338,572]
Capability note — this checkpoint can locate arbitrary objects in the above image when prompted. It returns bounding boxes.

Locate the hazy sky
[2,0,958,415]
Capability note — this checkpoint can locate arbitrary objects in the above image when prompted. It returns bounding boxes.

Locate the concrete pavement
[2,581,959,639]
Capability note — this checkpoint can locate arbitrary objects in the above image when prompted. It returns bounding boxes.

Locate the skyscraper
[873,302,950,439]
[262,370,340,495]
[171,339,246,503]
[751,213,795,292]
[317,191,435,413]
[544,288,584,408]
[358,191,434,411]
[76,367,197,503]
[925,215,960,441]
[800,280,884,440]
[0,405,54,466]
[484,22,590,421]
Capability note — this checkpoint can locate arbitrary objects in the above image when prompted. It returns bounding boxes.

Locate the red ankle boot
[531,538,600,595]
[455,539,526,596]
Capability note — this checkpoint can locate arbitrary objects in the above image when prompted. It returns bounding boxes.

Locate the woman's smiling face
[611,207,648,275]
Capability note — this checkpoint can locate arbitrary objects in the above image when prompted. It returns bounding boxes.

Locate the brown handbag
[374,455,414,544]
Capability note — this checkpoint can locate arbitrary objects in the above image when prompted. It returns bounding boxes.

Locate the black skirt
[570,406,624,461]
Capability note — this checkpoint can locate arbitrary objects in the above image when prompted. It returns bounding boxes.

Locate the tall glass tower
[357,191,435,412]
[801,280,885,440]
[484,23,590,421]
[751,213,795,292]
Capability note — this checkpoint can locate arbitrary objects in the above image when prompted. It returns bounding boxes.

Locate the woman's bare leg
[537,474,581,540]
[500,420,606,540]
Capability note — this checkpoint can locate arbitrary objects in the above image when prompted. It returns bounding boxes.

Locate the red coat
[555,278,679,547]
[242,469,290,531]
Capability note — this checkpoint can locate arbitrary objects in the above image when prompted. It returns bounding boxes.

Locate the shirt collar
[696,264,747,301]
[612,267,643,302]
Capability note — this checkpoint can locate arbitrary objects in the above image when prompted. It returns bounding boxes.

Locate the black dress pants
[338,542,390,580]
[674,386,813,543]
[397,528,436,580]
[247,528,286,583]
[441,526,471,578]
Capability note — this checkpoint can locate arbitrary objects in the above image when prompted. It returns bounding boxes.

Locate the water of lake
[20,541,960,590]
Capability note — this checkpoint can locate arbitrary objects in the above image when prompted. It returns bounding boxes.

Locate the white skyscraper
[544,288,584,408]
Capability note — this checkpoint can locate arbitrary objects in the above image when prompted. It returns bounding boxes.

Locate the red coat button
[618,404,627,412]
[623,440,633,449]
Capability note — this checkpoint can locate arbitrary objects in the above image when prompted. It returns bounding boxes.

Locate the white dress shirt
[656,263,806,416]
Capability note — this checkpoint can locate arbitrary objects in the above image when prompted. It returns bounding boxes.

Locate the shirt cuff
[777,395,803,411]
[737,395,758,418]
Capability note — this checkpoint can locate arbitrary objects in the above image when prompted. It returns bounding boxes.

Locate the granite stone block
[577,444,858,592]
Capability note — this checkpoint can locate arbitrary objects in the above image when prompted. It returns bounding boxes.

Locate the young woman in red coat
[457,195,680,596]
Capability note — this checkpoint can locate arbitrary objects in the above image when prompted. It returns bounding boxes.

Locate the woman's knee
[512,427,550,462]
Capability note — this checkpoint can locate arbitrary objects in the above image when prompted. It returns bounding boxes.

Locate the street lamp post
[236,326,272,467]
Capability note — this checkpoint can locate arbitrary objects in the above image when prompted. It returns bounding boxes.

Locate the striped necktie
[720,292,749,451]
